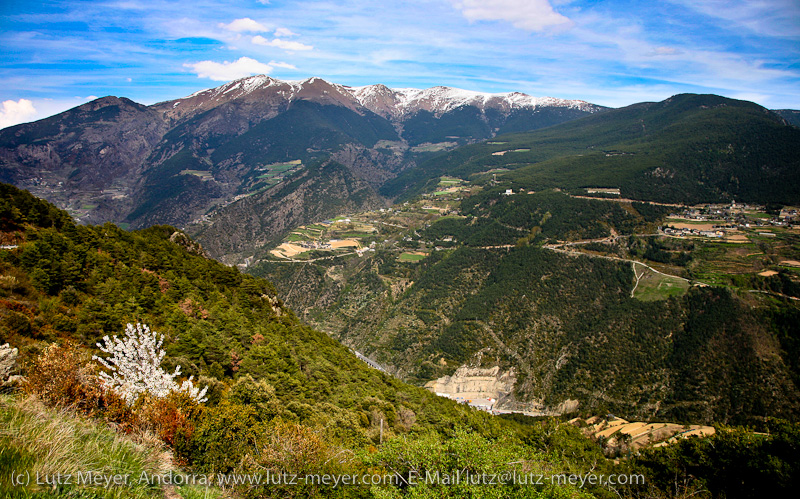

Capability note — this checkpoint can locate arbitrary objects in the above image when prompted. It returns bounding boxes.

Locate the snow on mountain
[160,75,602,120]
[351,83,600,117]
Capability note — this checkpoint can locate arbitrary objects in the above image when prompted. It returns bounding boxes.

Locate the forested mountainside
[384,94,800,206]
[0,182,597,498]
[253,189,800,426]
[2,181,799,498]
[774,109,800,127]
[191,159,386,265]
[0,182,475,437]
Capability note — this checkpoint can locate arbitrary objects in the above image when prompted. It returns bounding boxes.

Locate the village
[661,201,799,241]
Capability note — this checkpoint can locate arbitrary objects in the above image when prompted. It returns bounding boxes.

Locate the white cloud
[269,61,298,70]
[0,99,37,129]
[451,0,573,32]
[646,46,683,57]
[219,18,268,33]
[667,0,800,37]
[252,36,313,51]
[274,27,297,37]
[184,57,274,81]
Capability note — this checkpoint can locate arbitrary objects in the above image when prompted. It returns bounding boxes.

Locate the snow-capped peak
[179,75,281,102]
[350,83,598,118]
[160,75,601,119]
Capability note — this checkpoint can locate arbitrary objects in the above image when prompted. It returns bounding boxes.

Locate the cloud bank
[451,0,573,32]
[0,99,37,130]
[184,57,275,81]
[252,36,313,51]
[220,18,268,33]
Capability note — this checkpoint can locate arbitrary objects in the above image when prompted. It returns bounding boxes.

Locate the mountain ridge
[0,75,604,249]
[383,92,800,205]
[154,75,603,122]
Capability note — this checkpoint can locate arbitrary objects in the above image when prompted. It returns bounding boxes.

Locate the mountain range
[0,76,602,257]
[386,93,800,205]
[3,77,800,265]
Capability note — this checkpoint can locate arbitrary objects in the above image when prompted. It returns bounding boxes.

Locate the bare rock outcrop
[0,343,20,387]
[425,365,516,404]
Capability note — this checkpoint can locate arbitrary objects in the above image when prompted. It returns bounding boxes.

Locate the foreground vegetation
[2,183,799,498]
[0,393,222,499]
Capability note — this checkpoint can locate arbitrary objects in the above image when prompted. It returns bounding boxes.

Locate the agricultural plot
[330,239,360,249]
[179,169,214,181]
[399,252,427,262]
[267,217,380,260]
[491,148,530,156]
[245,160,304,191]
[411,142,457,153]
[572,416,715,452]
[688,232,798,285]
[631,262,690,301]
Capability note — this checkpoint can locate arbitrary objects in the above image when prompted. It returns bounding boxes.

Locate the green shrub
[188,402,262,473]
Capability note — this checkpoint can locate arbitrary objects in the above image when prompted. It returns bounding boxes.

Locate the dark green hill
[384,94,800,204]
[399,105,602,147]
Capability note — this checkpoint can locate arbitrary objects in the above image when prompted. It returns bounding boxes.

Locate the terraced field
[571,416,715,453]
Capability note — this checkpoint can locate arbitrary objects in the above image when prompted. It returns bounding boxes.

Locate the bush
[2,310,31,337]
[229,375,280,421]
[188,402,262,473]
[23,342,138,430]
[137,391,203,452]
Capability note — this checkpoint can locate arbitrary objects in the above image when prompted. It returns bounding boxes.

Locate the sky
[1,0,798,128]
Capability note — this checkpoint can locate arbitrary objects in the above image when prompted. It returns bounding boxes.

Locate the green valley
[252,185,800,427]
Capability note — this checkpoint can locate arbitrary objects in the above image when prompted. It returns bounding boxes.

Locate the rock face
[169,231,208,258]
[425,365,517,404]
[425,365,581,415]
[0,343,19,384]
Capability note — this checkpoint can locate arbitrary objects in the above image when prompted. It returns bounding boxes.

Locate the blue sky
[1,0,798,128]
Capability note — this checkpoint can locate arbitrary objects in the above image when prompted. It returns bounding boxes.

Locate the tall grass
[0,394,220,499]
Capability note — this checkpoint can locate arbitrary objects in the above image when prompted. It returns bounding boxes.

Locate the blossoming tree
[93,323,208,404]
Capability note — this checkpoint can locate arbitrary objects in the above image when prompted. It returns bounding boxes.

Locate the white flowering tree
[93,323,208,405]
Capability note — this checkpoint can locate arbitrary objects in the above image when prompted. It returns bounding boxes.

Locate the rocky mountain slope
[774,108,800,127]
[0,76,603,258]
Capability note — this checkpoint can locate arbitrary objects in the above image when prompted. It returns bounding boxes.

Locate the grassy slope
[0,394,220,499]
